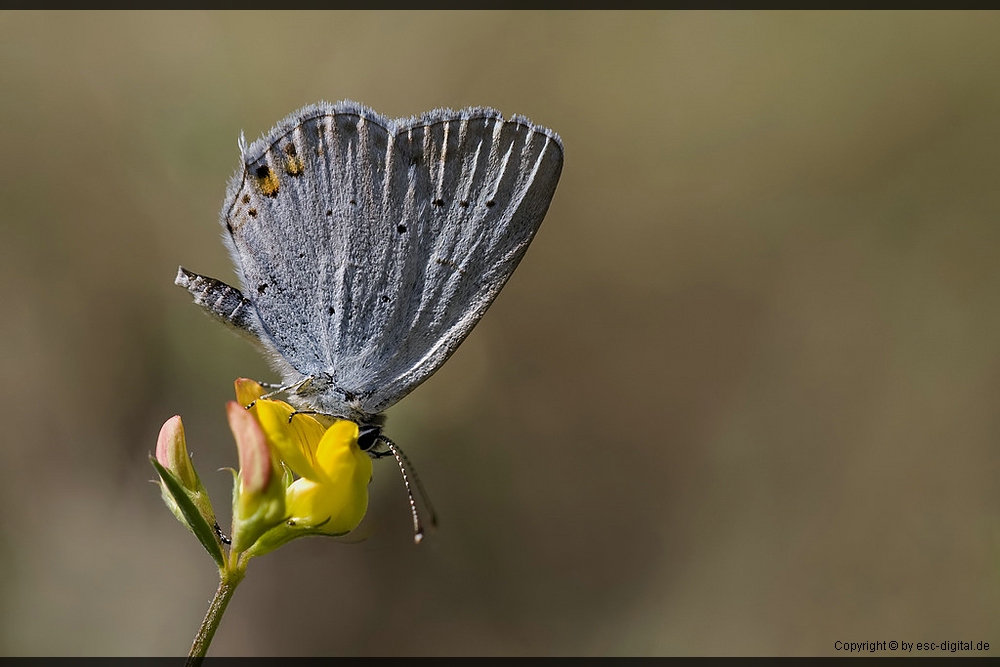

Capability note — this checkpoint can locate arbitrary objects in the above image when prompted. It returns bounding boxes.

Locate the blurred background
[1,10,999,656]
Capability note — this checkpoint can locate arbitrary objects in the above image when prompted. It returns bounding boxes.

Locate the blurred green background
[2,10,999,656]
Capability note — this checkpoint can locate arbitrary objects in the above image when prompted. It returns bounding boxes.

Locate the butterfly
[176,100,563,540]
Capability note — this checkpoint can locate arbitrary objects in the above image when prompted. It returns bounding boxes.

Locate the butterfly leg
[287,409,321,423]
[255,381,287,390]
[244,376,314,410]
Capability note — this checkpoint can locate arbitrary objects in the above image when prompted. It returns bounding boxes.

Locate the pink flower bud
[226,401,271,495]
[155,415,198,490]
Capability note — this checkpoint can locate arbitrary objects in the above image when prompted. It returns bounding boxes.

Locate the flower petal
[253,399,327,482]
[315,420,361,478]
[234,378,297,419]
[284,422,372,534]
[226,401,271,495]
[284,456,370,535]
[234,378,266,407]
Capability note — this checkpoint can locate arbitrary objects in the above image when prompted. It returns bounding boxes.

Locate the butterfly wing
[361,108,563,413]
[221,101,563,418]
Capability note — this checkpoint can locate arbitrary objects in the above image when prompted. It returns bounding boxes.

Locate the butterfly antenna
[385,437,438,529]
[379,435,437,544]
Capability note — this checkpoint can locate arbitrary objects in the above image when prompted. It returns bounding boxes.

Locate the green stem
[186,559,246,664]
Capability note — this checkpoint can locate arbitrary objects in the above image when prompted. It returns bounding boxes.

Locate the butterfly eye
[357,425,381,452]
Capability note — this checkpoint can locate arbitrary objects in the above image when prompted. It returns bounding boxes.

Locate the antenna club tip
[413,531,424,545]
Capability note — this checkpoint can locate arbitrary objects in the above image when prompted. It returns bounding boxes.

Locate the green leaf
[151,456,225,568]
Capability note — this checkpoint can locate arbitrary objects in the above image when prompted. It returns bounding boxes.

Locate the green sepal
[229,467,287,556]
[241,522,350,560]
[151,456,225,568]
[280,462,294,489]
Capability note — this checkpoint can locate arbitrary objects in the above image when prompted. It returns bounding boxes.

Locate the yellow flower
[234,379,372,542]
